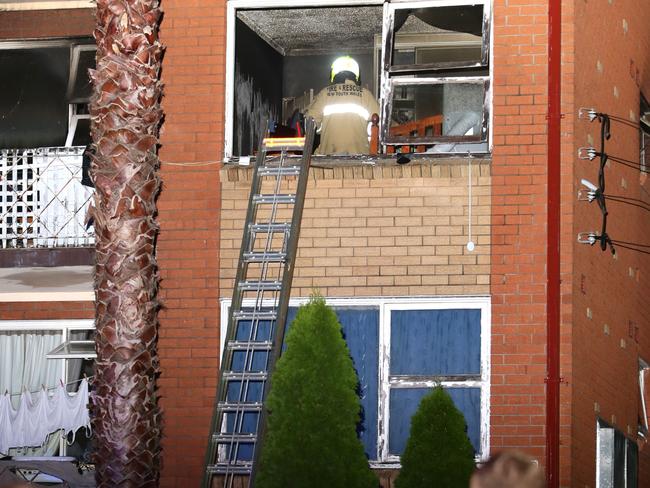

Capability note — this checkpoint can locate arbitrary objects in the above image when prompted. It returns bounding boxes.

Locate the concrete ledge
[0,247,94,268]
[0,265,94,302]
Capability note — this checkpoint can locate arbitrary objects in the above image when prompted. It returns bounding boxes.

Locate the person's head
[471,451,545,488]
[330,56,360,85]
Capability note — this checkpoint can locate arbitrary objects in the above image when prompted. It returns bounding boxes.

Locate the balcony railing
[0,147,94,249]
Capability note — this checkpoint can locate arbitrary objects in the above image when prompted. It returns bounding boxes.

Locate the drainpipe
[546,0,562,486]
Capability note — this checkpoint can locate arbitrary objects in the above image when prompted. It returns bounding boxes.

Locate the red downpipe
[546,0,562,486]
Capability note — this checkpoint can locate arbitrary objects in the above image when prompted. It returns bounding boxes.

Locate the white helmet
[330,56,360,83]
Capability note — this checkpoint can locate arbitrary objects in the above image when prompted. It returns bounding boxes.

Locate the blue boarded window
[222,299,489,464]
[385,307,485,459]
[287,306,380,461]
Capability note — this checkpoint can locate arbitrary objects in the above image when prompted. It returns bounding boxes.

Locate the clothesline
[6,376,94,398]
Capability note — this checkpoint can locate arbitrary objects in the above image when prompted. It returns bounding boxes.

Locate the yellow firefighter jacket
[305,80,381,155]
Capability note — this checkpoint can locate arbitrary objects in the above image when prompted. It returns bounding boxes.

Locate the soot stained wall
[282,51,375,100]
[234,18,284,157]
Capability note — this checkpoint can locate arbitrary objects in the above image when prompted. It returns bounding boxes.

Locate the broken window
[380,0,491,153]
[221,297,490,464]
[228,2,384,158]
[225,0,492,159]
[0,39,95,149]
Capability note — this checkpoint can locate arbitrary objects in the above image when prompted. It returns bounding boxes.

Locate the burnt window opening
[640,94,650,175]
[231,4,383,158]
[227,0,492,159]
[0,38,95,150]
[380,0,491,154]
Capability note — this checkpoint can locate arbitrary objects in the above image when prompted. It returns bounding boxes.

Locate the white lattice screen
[0,147,95,249]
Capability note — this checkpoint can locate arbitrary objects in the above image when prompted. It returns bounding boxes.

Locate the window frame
[596,419,639,488]
[224,0,385,161]
[0,319,95,457]
[382,0,491,75]
[382,76,490,145]
[219,295,491,465]
[379,0,492,149]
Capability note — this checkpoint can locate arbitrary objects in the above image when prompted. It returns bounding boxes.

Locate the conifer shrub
[256,296,377,488]
[394,386,475,488]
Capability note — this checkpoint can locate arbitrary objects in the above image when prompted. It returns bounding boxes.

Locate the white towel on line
[0,379,91,455]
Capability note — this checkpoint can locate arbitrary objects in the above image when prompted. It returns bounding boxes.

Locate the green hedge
[395,386,475,488]
[256,296,377,488]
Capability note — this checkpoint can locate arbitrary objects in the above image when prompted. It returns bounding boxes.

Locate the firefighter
[305,56,380,155]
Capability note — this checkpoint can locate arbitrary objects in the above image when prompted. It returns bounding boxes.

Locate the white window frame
[596,419,638,488]
[379,0,492,148]
[219,295,491,465]
[224,0,493,159]
[0,319,95,456]
[224,0,384,160]
[65,43,96,147]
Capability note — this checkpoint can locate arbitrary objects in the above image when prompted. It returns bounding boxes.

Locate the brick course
[220,161,491,300]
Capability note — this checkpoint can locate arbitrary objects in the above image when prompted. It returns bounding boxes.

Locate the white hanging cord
[467,152,475,252]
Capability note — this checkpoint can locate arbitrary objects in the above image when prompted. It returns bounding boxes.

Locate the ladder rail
[201,124,267,488]
[249,119,316,487]
[202,119,316,488]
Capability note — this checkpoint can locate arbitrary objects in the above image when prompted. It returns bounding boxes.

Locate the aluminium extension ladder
[202,120,316,488]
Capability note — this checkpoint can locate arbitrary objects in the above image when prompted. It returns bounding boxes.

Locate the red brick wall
[0,4,225,486]
[156,1,225,486]
[0,301,94,320]
[572,0,650,485]
[489,0,575,483]
[0,9,94,39]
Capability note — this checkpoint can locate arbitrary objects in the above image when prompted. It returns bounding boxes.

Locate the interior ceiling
[237,6,384,56]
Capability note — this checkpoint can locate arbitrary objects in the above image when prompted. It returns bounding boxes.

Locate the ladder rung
[258,166,301,177]
[207,462,252,475]
[262,137,306,151]
[227,340,273,351]
[218,401,263,412]
[232,309,278,321]
[249,222,290,234]
[252,194,296,205]
[243,252,286,263]
[238,280,282,291]
[222,371,268,381]
[212,433,257,444]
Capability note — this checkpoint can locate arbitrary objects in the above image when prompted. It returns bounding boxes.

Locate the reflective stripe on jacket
[305,80,380,155]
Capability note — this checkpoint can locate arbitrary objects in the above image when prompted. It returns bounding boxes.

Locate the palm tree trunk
[89,0,164,486]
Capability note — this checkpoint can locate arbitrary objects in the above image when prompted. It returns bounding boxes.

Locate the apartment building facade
[0,0,649,487]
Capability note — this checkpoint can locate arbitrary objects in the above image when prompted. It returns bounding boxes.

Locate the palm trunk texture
[89,1,164,486]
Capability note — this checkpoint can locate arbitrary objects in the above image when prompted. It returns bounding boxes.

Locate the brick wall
[156,1,225,486]
[572,0,650,485]
[0,3,227,486]
[220,160,491,300]
[489,0,575,481]
[0,8,94,39]
[0,301,94,320]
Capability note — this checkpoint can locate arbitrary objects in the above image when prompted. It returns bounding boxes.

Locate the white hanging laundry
[0,393,15,455]
[26,388,52,449]
[0,379,92,453]
[11,391,34,450]
[54,379,91,441]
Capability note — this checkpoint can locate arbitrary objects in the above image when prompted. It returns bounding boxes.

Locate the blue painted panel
[390,309,481,375]
[286,306,380,460]
[388,387,481,456]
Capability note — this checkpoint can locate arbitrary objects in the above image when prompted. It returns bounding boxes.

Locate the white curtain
[0,330,63,456]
